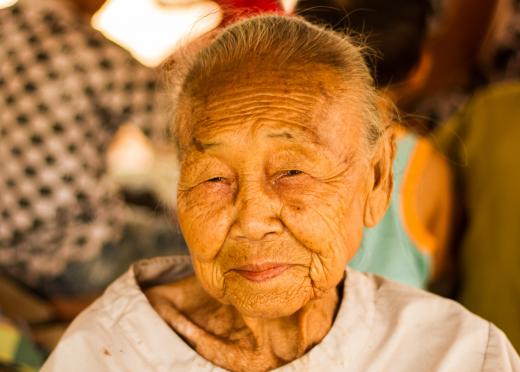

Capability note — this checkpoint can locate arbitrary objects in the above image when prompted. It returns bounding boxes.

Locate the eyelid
[280,169,303,177]
[181,154,234,185]
[272,169,305,184]
[206,176,227,183]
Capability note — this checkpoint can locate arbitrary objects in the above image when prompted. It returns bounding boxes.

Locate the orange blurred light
[91,0,222,67]
[0,0,18,9]
[280,0,296,13]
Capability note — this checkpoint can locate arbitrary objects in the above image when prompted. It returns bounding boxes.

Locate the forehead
[178,64,365,149]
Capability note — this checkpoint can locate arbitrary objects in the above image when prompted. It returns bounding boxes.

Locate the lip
[233,263,291,282]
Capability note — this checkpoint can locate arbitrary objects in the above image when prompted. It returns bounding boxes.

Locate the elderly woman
[42,16,519,371]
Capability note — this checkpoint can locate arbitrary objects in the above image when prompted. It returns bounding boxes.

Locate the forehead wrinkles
[185,67,343,140]
[193,91,324,138]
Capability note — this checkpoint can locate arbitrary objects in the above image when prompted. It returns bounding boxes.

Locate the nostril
[232,208,284,241]
[238,219,282,241]
[232,186,283,240]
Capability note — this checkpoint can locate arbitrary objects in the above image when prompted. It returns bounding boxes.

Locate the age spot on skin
[192,137,205,153]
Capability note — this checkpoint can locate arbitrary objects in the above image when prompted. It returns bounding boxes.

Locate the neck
[241,287,339,362]
[146,277,341,372]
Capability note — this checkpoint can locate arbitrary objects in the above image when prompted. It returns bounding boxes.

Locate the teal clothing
[349,135,431,288]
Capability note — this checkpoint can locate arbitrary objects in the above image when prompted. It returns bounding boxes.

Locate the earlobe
[363,129,396,227]
[363,169,393,227]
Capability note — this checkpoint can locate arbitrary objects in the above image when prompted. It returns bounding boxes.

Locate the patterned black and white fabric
[0,0,184,296]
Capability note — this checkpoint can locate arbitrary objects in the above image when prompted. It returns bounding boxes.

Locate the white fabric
[42,256,520,371]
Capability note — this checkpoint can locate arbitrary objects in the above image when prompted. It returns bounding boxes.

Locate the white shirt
[42,256,520,371]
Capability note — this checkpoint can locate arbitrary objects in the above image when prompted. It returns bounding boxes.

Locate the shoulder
[482,323,520,371]
[42,269,154,371]
[42,256,197,371]
[346,268,480,327]
[368,270,480,326]
[345,269,519,371]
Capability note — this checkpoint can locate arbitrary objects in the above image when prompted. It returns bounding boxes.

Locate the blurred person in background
[393,0,520,350]
[435,81,520,353]
[0,0,194,318]
[296,0,454,289]
[428,0,520,352]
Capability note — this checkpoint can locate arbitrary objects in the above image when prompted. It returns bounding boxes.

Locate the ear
[363,128,396,227]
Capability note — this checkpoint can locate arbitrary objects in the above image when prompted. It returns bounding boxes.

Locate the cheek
[192,259,227,301]
[177,187,234,261]
[280,180,366,290]
[177,188,233,300]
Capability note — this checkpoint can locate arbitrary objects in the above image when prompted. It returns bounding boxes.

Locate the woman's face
[176,66,389,318]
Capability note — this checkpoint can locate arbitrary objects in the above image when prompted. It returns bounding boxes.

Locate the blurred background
[0,0,518,369]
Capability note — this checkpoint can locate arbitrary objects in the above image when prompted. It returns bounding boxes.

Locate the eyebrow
[190,124,321,153]
[267,131,294,140]
[191,137,220,153]
[263,124,321,146]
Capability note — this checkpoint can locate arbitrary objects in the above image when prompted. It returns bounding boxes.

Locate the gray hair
[163,15,389,151]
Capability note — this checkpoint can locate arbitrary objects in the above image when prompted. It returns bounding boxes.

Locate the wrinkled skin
[146,64,394,371]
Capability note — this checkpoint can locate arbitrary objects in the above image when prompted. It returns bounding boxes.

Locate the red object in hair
[227,0,280,11]
[218,0,283,23]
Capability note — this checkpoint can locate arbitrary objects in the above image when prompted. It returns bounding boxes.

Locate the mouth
[233,263,291,282]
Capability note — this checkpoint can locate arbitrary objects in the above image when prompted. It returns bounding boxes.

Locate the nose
[230,182,283,241]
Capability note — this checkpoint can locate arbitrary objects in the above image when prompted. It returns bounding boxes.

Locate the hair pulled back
[164,15,391,150]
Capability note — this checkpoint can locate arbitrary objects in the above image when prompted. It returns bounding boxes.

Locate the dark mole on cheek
[288,202,302,212]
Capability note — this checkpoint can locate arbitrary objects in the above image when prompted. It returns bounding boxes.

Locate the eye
[281,170,303,177]
[206,176,227,183]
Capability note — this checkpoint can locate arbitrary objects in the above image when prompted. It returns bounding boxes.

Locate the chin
[236,300,308,319]
[224,271,313,319]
